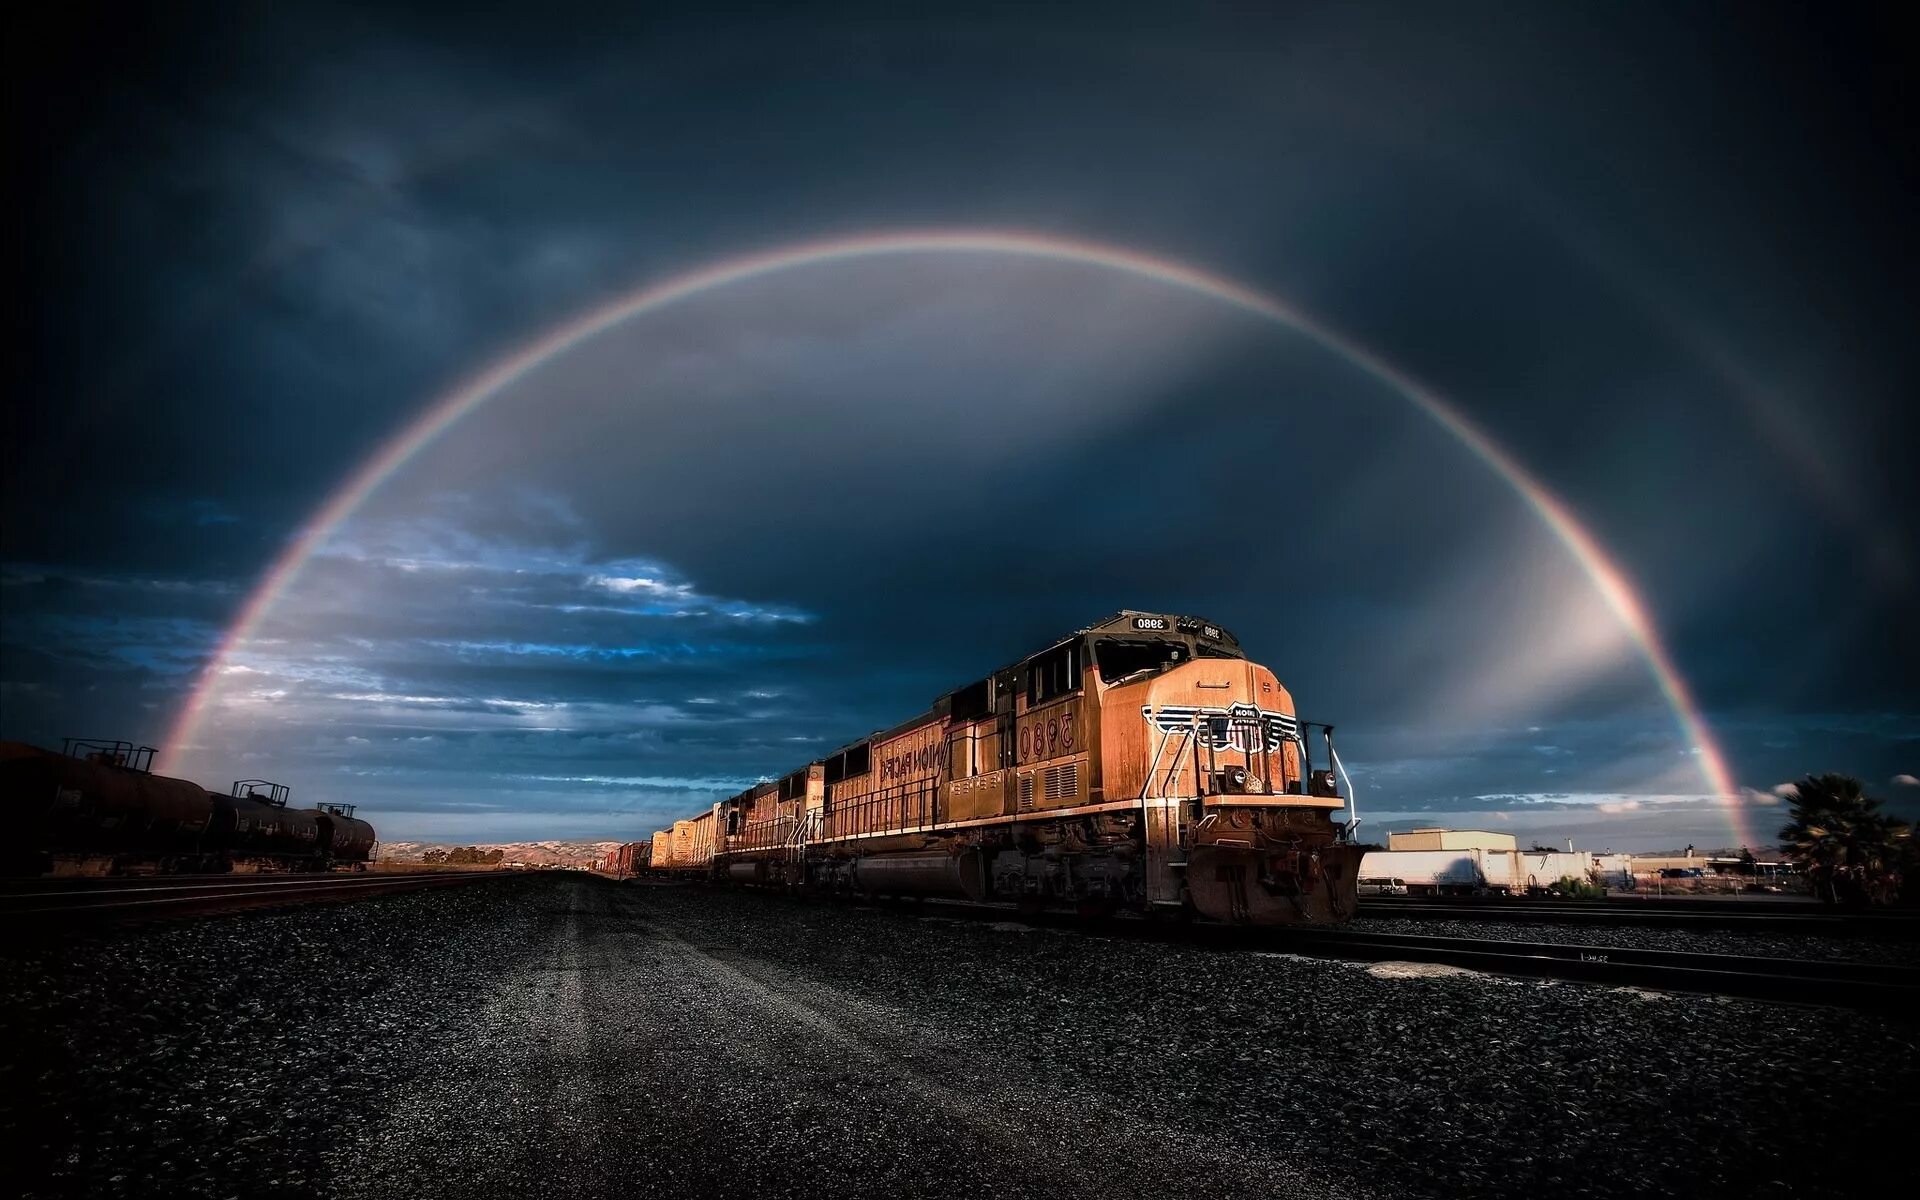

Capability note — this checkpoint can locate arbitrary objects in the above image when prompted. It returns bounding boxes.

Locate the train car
[215,780,325,866]
[0,740,215,872]
[601,841,651,876]
[659,612,1363,925]
[717,769,818,886]
[623,841,652,875]
[0,739,377,874]
[316,802,378,865]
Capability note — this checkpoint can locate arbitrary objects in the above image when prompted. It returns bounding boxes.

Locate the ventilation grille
[1017,773,1036,812]
[1043,761,1078,805]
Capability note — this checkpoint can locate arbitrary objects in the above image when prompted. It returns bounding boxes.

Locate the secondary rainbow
[161,229,1744,835]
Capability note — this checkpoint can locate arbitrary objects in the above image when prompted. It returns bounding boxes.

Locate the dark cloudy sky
[6,1,1915,850]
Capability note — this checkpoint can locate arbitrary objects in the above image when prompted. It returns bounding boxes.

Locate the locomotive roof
[802,610,1244,766]
[1077,610,1241,648]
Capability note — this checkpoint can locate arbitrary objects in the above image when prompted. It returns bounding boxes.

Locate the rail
[0,871,509,923]
[1267,927,1920,1013]
[877,896,1920,1013]
[1356,897,1920,938]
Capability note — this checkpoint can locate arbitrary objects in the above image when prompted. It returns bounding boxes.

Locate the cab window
[1094,638,1187,684]
[1026,642,1083,705]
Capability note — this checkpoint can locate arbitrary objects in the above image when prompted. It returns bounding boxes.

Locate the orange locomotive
[650,612,1363,924]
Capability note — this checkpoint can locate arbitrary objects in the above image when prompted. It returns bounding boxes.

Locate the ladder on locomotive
[1137,711,1205,908]
[785,807,820,867]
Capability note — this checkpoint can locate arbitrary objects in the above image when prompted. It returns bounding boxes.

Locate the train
[0,739,377,875]
[645,611,1364,924]
[599,841,652,877]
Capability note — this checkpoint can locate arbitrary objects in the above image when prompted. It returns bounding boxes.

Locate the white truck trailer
[1359,849,1599,895]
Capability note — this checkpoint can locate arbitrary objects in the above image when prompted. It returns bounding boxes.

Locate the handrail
[823,773,941,840]
[1329,738,1358,837]
[63,739,156,773]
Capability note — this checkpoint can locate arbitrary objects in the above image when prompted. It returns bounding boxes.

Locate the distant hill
[375,839,625,868]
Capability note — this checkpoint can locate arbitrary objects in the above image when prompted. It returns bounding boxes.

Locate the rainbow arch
[161,228,1744,836]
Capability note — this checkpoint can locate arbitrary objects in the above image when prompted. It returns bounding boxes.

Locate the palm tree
[1777,774,1910,905]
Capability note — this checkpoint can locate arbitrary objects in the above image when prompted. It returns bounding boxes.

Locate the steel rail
[1354,898,1920,938]
[1,873,479,897]
[871,894,1920,1013]
[0,871,507,921]
[1262,927,1920,1013]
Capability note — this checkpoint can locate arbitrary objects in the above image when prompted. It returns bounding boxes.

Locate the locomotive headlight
[1221,764,1250,793]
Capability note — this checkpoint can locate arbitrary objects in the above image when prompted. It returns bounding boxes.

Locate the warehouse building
[1387,828,1517,852]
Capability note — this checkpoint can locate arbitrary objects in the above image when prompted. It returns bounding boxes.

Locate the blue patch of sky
[426,638,791,662]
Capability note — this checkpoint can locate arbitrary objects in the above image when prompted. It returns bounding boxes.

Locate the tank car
[316,802,377,865]
[215,780,325,867]
[650,611,1364,925]
[0,740,216,873]
[0,740,377,874]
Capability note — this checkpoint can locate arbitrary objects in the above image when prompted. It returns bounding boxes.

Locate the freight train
[0,739,377,875]
[599,841,652,877]
[647,612,1363,925]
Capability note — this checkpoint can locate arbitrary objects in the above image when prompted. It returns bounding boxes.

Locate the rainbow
[160,229,1746,837]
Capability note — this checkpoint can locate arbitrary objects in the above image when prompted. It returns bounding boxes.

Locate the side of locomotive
[650,612,1363,925]
[0,739,378,875]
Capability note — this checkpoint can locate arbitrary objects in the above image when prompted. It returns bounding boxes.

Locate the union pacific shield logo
[1141,703,1298,751]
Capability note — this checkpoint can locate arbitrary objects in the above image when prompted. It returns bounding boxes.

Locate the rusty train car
[600,841,652,877]
[649,612,1363,924]
[0,739,377,875]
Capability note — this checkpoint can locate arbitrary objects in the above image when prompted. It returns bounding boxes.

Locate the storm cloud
[6,1,1915,847]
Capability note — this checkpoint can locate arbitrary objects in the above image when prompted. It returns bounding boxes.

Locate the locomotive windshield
[1094,638,1188,684]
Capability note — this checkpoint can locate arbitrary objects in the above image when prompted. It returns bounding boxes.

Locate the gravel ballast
[1,876,556,1198]
[3,875,1913,1199]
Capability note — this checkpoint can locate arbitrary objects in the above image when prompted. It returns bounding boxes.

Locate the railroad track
[0,870,508,923]
[1356,898,1920,938]
[1265,927,1920,1013]
[888,894,1920,1013]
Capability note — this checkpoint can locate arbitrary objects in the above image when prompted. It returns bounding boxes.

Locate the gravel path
[325,878,1361,1200]
[1346,916,1920,965]
[4,875,1914,1199]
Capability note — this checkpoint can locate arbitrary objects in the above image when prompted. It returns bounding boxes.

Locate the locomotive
[649,612,1363,925]
[0,739,377,875]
